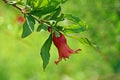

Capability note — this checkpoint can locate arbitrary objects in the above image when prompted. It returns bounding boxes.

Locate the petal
[64,44,81,54]
[58,45,70,58]
[55,58,62,64]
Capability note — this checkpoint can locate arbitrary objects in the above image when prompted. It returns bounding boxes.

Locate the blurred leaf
[50,0,68,5]
[49,0,62,6]
[26,0,44,9]
[26,0,34,8]
[37,23,48,32]
[63,14,88,33]
[39,0,49,8]
[61,0,68,3]
[64,25,87,33]
[22,14,35,38]
[33,0,43,8]
[57,13,65,21]
[8,1,17,4]
[65,14,80,23]
[40,34,52,70]
[67,35,96,48]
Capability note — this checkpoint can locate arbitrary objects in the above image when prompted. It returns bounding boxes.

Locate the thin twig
[28,14,41,24]
[13,4,22,11]
[3,0,45,24]
[3,0,8,3]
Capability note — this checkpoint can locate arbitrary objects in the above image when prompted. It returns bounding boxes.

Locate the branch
[3,0,8,3]
[3,0,45,24]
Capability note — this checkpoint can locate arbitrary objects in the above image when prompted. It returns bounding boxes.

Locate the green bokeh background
[0,0,120,80]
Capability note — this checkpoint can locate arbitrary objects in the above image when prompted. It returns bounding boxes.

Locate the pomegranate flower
[53,32,81,64]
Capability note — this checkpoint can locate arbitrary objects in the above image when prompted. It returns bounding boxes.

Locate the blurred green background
[0,0,120,80]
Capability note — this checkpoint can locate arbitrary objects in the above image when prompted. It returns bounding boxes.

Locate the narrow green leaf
[51,6,61,20]
[64,26,86,33]
[30,6,58,18]
[61,0,68,3]
[49,0,61,6]
[39,0,49,8]
[30,0,63,18]
[26,0,34,8]
[67,35,96,48]
[65,14,80,23]
[50,0,67,5]
[57,13,65,21]
[37,23,48,32]
[34,0,44,8]
[44,6,62,20]
[22,14,35,38]
[40,34,52,70]
[63,14,88,33]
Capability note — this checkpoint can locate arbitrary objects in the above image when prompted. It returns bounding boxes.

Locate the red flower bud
[53,32,81,64]
[17,16,25,23]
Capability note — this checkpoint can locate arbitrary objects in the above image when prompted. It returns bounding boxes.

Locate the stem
[13,4,22,11]
[3,0,8,3]
[3,0,45,24]
[27,13,41,24]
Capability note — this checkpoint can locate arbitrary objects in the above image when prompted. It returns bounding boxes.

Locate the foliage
[2,0,94,69]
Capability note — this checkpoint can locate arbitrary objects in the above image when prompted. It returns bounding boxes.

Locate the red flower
[52,32,81,64]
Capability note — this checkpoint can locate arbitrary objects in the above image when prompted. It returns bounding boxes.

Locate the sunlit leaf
[22,14,35,38]
[30,0,64,18]
[33,0,44,8]
[40,34,52,70]
[39,0,49,8]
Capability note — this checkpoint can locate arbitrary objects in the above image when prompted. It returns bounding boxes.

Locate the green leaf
[63,14,88,33]
[40,34,52,70]
[50,0,67,5]
[26,0,34,8]
[49,0,62,7]
[30,0,63,18]
[65,14,80,23]
[39,0,49,8]
[30,6,58,18]
[55,31,60,37]
[33,0,44,8]
[61,0,68,3]
[51,6,61,20]
[67,35,96,48]
[22,14,35,38]
[64,25,87,33]
[43,6,62,20]
[37,23,48,32]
